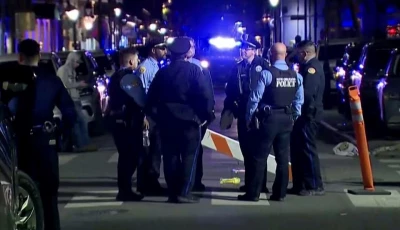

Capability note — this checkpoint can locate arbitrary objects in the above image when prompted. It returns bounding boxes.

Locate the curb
[318,120,356,145]
[318,120,400,157]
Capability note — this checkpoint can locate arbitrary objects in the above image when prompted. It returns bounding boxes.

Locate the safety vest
[261,66,298,107]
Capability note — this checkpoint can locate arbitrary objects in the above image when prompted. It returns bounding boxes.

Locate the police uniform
[1,64,77,230]
[289,56,325,196]
[239,59,304,201]
[189,57,215,190]
[146,37,215,203]
[136,40,166,194]
[222,37,270,193]
[107,67,145,201]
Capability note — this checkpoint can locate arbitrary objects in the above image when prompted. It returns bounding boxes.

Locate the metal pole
[73,21,77,50]
[274,9,278,42]
[280,0,283,43]
[314,0,317,42]
[98,0,103,49]
[308,0,312,40]
[304,0,307,40]
[0,0,5,54]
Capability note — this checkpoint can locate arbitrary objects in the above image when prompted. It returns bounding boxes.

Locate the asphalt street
[58,91,400,230]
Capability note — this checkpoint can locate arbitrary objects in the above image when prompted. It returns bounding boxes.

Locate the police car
[0,104,44,230]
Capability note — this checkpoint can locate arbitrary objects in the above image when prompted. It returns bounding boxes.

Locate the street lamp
[66,8,79,22]
[149,23,157,31]
[66,3,80,50]
[158,28,167,34]
[114,8,121,17]
[269,0,279,7]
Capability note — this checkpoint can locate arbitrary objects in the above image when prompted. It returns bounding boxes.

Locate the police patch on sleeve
[308,67,316,74]
[139,66,146,73]
[255,65,262,72]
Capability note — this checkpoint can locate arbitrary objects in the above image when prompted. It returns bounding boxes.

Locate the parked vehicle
[347,39,400,124]
[335,42,366,117]
[57,50,105,136]
[317,38,361,109]
[0,104,44,230]
[92,49,116,77]
[376,48,400,129]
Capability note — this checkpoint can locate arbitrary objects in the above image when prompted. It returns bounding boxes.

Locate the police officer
[222,36,270,193]
[0,39,77,230]
[186,37,215,191]
[289,40,325,196]
[136,38,168,195]
[106,47,145,201]
[146,37,215,203]
[239,43,303,202]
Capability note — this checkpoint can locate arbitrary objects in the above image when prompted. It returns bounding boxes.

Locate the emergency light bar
[209,37,240,49]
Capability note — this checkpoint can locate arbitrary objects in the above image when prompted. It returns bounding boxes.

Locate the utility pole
[98,0,104,49]
[0,0,5,54]
[313,0,317,42]
[304,0,307,40]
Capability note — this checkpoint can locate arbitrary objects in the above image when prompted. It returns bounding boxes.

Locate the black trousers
[194,126,207,185]
[237,115,268,190]
[290,116,323,190]
[246,113,293,198]
[160,120,201,198]
[19,132,60,230]
[138,117,162,190]
[111,119,143,194]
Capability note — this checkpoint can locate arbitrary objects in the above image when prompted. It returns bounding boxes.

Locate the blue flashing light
[388,19,398,26]
[386,6,396,14]
[342,20,353,28]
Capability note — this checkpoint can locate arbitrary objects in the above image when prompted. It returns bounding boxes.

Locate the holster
[30,121,58,146]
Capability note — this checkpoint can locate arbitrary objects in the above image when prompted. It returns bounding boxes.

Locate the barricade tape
[201,129,292,181]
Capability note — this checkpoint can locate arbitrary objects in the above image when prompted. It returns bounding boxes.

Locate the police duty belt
[31,121,57,134]
[258,105,293,116]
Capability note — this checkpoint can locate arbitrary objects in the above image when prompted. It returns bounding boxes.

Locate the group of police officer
[0,34,326,230]
[222,38,325,201]
[106,36,214,203]
[107,35,325,204]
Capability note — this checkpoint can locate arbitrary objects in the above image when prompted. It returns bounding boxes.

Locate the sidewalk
[318,109,400,156]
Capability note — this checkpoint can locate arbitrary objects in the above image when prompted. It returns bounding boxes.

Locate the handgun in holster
[31,120,58,146]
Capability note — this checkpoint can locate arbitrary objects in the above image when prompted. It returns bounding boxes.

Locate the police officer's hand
[143,117,150,130]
